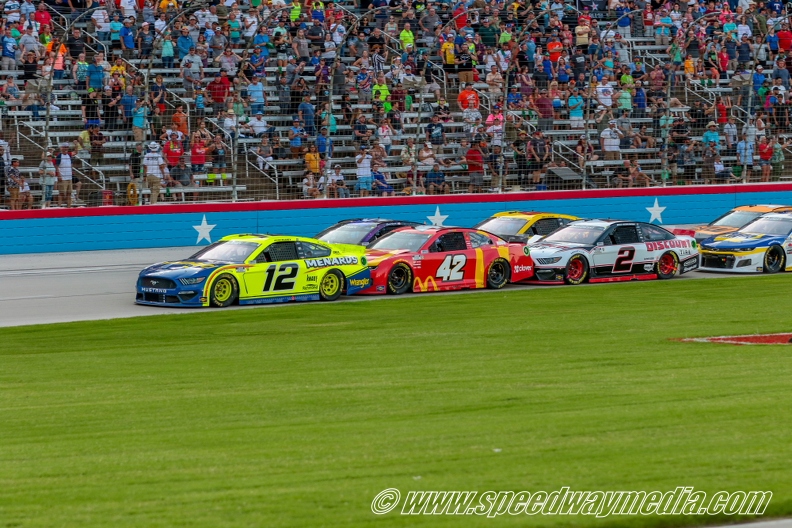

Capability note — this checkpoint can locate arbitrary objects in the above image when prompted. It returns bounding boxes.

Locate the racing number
[437,254,466,281]
[262,263,299,292]
[613,247,635,273]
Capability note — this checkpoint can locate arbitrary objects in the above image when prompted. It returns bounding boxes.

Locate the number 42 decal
[437,254,466,281]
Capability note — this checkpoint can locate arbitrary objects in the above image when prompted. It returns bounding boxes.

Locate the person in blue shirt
[119,19,136,59]
[250,47,266,75]
[766,28,780,61]
[736,134,754,169]
[426,163,449,194]
[567,87,585,127]
[371,164,394,196]
[247,76,266,115]
[297,95,316,136]
[288,118,307,157]
[702,121,721,151]
[615,5,633,38]
[119,87,138,120]
[131,99,149,142]
[0,29,17,71]
[86,55,105,91]
[176,27,194,60]
[633,82,647,117]
[317,127,334,159]
[753,66,767,93]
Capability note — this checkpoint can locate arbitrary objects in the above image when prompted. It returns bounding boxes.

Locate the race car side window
[607,225,641,245]
[298,241,332,259]
[468,232,494,248]
[533,218,561,236]
[263,242,300,262]
[430,232,468,252]
[640,224,674,241]
[371,225,402,241]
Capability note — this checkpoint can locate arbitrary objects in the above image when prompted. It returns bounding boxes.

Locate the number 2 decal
[436,254,466,281]
[613,247,635,273]
[262,263,299,291]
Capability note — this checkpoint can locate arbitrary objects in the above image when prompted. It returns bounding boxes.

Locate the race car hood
[139,260,225,278]
[692,224,739,241]
[364,249,415,267]
[700,233,787,251]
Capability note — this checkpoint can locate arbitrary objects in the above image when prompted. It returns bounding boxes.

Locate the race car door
[422,231,476,291]
[243,241,303,299]
[591,224,650,276]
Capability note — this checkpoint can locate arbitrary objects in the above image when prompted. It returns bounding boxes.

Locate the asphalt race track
[0,245,762,329]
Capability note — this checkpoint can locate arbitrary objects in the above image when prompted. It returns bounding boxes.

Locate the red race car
[361,226,535,294]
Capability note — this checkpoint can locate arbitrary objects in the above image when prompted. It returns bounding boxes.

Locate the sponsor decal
[757,266,764,271]
[305,256,359,268]
[235,267,246,273]
[645,239,691,251]
[302,284,319,291]
[682,257,698,272]
[349,278,370,287]
[413,255,423,260]
[514,265,533,273]
[377,285,386,292]
[141,288,168,293]
[522,246,531,256]
[306,275,318,282]
[644,264,654,271]
[413,276,439,292]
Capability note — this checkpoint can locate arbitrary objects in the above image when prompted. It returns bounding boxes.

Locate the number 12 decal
[613,247,635,273]
[262,263,299,291]
[437,254,466,281]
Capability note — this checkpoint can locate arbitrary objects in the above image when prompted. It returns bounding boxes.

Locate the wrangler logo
[349,278,370,287]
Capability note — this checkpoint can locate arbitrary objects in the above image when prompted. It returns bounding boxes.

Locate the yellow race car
[687,204,792,242]
[474,211,579,243]
[136,234,372,307]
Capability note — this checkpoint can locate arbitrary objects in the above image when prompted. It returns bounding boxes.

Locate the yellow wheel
[319,269,343,301]
[126,181,139,205]
[210,274,238,307]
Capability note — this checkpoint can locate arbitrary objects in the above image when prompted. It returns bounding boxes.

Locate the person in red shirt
[466,141,486,193]
[778,24,792,52]
[191,139,208,172]
[34,4,51,28]
[758,136,774,182]
[163,136,184,167]
[453,4,467,31]
[207,72,231,114]
[578,7,592,26]
[547,35,563,63]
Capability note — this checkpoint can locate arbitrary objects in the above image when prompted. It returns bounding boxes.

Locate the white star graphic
[193,215,216,244]
[646,198,667,224]
[427,206,449,226]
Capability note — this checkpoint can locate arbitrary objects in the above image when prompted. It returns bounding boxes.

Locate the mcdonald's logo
[413,276,439,292]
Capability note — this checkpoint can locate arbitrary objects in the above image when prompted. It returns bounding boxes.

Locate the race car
[360,226,535,294]
[528,220,700,284]
[682,204,792,242]
[136,234,372,307]
[316,218,422,246]
[699,212,792,273]
[474,211,579,242]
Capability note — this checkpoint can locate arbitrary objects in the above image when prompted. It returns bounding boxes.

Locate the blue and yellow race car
[699,212,792,273]
[136,234,372,307]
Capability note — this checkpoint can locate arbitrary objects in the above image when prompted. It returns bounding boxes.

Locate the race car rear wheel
[656,251,679,279]
[387,263,413,295]
[564,255,589,285]
[763,245,786,273]
[319,269,344,301]
[210,274,238,307]
[486,258,510,289]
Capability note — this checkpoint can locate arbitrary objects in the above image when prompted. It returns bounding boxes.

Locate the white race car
[528,220,700,284]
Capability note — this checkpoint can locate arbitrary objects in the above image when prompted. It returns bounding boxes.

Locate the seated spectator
[302,170,321,199]
[426,163,450,195]
[371,164,394,197]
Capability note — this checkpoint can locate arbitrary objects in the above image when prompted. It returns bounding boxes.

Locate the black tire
[487,258,511,289]
[564,254,589,285]
[656,251,679,280]
[387,263,413,294]
[763,245,786,274]
[319,269,344,301]
[209,273,239,307]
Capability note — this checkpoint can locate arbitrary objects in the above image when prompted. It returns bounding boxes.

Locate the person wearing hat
[142,142,168,205]
[323,164,349,199]
[702,121,721,149]
[288,118,308,158]
[601,119,625,161]
[38,151,57,210]
[654,9,672,46]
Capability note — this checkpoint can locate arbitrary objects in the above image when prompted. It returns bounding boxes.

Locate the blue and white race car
[528,219,700,284]
[699,212,792,273]
[315,218,422,246]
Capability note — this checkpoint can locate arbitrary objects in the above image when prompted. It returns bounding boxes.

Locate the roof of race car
[756,212,792,220]
[735,204,792,212]
[568,219,632,228]
[492,211,579,221]
[219,233,324,244]
[336,218,406,225]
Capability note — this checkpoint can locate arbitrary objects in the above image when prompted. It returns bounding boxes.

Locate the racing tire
[656,251,679,279]
[319,269,344,301]
[486,258,511,289]
[763,245,786,274]
[564,255,589,285]
[126,181,139,205]
[387,263,413,295]
[209,274,239,307]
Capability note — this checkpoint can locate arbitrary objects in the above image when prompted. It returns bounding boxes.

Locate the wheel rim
[767,249,781,270]
[214,279,232,302]
[390,266,408,289]
[567,258,584,281]
[489,262,506,284]
[322,273,340,296]
[659,253,678,275]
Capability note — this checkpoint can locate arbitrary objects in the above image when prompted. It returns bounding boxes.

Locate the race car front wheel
[487,258,510,289]
[656,251,679,279]
[210,274,239,307]
[319,269,344,301]
[564,255,589,285]
[388,263,413,295]
[763,246,786,273]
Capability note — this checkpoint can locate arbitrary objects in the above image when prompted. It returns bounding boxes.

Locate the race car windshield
[316,223,376,245]
[543,225,605,245]
[710,211,763,228]
[189,241,260,263]
[739,217,792,237]
[369,232,432,252]
[476,217,528,236]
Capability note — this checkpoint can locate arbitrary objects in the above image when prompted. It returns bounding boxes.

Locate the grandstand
[0,0,789,208]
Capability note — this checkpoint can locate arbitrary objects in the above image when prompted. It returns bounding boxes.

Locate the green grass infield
[2,276,792,527]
